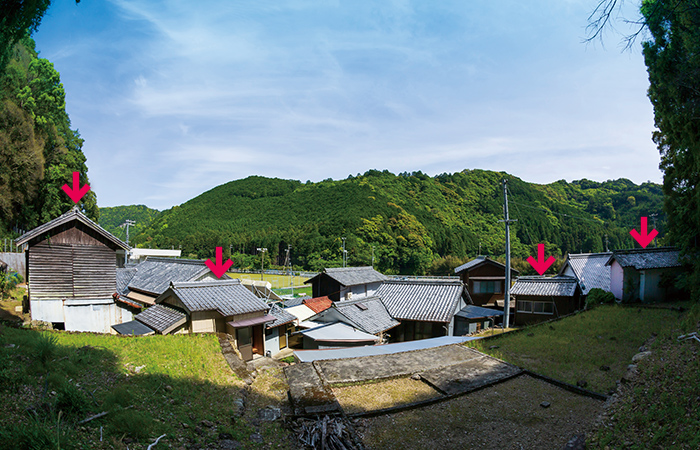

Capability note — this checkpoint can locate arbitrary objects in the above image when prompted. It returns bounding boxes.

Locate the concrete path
[284,362,339,415]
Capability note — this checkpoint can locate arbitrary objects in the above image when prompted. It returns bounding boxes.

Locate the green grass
[0,325,294,449]
[273,286,313,297]
[467,304,688,394]
[228,272,310,290]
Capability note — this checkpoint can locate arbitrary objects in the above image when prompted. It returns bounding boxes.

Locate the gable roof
[311,296,400,335]
[116,267,138,296]
[282,296,307,308]
[160,279,269,316]
[454,256,519,275]
[606,247,682,270]
[376,279,466,323]
[303,296,333,313]
[127,257,212,296]
[511,276,579,297]
[135,304,187,334]
[559,252,612,295]
[15,206,129,250]
[305,266,388,287]
[266,303,297,329]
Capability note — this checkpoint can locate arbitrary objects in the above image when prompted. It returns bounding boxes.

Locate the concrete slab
[314,344,479,384]
[419,350,522,396]
[284,362,339,415]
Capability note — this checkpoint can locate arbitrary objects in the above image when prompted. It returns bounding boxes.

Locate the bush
[586,288,616,309]
[34,333,58,365]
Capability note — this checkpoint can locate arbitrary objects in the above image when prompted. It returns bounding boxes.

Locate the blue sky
[33,0,658,210]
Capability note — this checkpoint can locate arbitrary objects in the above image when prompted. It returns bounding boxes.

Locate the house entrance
[252,324,264,356]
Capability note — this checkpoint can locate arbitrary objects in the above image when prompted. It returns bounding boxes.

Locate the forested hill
[0,37,97,238]
[131,170,664,275]
[98,205,160,244]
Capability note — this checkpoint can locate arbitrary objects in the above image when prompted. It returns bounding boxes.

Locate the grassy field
[0,324,294,449]
[227,272,310,290]
[467,304,687,394]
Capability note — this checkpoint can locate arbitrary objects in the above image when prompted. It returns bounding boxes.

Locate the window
[518,300,554,315]
[473,281,502,294]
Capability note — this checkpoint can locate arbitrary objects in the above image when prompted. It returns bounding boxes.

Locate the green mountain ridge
[122,169,664,275]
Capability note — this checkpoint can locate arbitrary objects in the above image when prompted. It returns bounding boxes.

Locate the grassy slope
[468,305,686,394]
[0,325,293,449]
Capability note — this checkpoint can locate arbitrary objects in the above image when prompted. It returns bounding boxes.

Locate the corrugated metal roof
[331,297,400,335]
[306,266,388,287]
[127,257,212,295]
[15,206,129,250]
[511,276,579,297]
[455,305,504,319]
[266,303,296,328]
[135,304,187,334]
[299,322,379,343]
[561,253,612,295]
[166,279,269,316]
[112,320,155,336]
[607,247,682,270]
[375,279,465,323]
[294,336,477,362]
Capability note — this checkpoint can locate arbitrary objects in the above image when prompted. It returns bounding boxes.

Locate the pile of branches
[292,415,364,450]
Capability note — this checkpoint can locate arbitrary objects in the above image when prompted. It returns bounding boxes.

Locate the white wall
[265,327,279,355]
[30,299,64,323]
[610,261,624,300]
[64,303,133,333]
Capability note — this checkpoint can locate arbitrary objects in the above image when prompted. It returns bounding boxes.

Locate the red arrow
[527,243,556,275]
[630,216,658,248]
[205,247,233,278]
[61,171,90,203]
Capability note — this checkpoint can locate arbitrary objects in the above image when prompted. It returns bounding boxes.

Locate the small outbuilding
[453,305,504,335]
[606,247,684,303]
[305,266,388,301]
[15,206,131,333]
[510,276,582,326]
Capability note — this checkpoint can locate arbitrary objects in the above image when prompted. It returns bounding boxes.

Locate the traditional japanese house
[511,276,582,325]
[559,252,613,298]
[454,256,519,307]
[305,266,388,301]
[606,247,685,303]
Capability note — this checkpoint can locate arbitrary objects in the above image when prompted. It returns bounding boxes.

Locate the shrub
[586,288,616,309]
[34,333,58,365]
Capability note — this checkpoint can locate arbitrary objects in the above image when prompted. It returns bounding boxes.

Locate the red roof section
[304,296,333,314]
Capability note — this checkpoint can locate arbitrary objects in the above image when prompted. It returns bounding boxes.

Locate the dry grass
[333,377,441,414]
[468,326,518,338]
[358,375,603,449]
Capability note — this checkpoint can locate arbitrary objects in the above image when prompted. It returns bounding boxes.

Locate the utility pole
[120,219,136,264]
[605,234,609,252]
[286,245,293,297]
[342,237,346,267]
[256,247,267,280]
[499,180,516,329]
[371,245,375,268]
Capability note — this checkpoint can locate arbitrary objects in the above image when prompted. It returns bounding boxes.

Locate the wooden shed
[15,206,131,332]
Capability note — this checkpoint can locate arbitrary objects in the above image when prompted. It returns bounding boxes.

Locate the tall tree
[589,0,700,299]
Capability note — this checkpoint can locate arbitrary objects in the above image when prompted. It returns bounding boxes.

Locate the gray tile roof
[164,279,269,316]
[127,257,212,295]
[116,267,138,296]
[455,305,504,320]
[607,247,682,270]
[330,297,400,335]
[375,279,465,323]
[266,303,297,328]
[15,206,129,250]
[454,256,519,275]
[511,276,579,297]
[282,297,307,307]
[561,253,612,295]
[112,320,155,336]
[307,266,388,287]
[135,304,187,334]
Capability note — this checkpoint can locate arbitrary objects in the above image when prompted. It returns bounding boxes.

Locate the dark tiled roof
[511,276,579,297]
[127,257,212,295]
[266,303,297,329]
[306,266,388,287]
[304,296,333,313]
[561,253,612,295]
[112,320,155,336]
[116,267,138,296]
[165,279,269,316]
[333,297,400,335]
[454,256,519,275]
[135,304,187,334]
[607,247,682,270]
[455,305,504,319]
[15,206,129,250]
[376,279,465,323]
